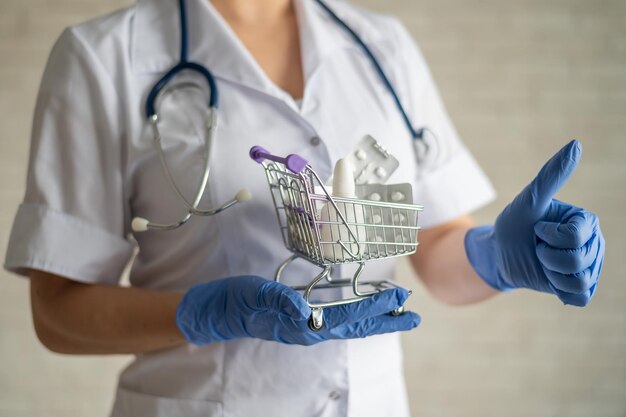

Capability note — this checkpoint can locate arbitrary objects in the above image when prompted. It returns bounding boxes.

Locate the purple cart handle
[249,145,309,174]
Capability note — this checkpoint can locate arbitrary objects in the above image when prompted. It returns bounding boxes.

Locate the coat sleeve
[4,27,134,285]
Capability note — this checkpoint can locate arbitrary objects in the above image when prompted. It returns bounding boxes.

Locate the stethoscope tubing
[135,0,430,232]
[313,0,423,141]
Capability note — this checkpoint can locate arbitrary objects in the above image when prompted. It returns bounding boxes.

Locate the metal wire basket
[250,146,423,330]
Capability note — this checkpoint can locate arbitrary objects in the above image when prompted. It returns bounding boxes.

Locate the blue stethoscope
[131,0,435,233]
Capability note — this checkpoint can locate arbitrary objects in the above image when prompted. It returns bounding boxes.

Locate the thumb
[256,280,311,320]
[516,140,582,217]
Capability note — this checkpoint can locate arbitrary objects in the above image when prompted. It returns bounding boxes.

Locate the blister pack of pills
[354,183,413,205]
[327,135,400,186]
[324,135,415,204]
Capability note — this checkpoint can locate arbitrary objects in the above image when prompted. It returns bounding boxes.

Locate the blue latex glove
[176,275,421,346]
[465,140,605,306]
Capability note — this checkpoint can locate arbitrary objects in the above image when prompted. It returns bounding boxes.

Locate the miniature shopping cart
[250,146,423,330]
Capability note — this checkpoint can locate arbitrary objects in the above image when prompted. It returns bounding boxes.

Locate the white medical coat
[4,0,495,416]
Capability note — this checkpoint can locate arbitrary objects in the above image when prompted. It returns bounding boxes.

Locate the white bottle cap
[332,159,356,198]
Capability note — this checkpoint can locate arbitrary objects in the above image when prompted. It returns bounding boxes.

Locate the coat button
[329,391,341,400]
[310,136,321,146]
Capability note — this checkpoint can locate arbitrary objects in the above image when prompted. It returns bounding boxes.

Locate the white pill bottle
[319,159,366,262]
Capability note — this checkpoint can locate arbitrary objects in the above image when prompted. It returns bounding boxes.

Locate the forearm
[30,270,186,354]
[410,217,498,305]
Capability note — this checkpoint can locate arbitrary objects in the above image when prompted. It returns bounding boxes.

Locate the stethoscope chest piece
[413,127,440,168]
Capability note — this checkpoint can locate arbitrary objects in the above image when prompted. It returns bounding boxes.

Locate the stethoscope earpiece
[236,189,253,203]
[131,217,150,233]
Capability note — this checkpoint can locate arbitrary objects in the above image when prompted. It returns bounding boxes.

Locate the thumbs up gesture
[465,140,605,306]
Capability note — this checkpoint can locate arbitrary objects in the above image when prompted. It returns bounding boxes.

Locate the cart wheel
[308,308,324,331]
[390,305,405,316]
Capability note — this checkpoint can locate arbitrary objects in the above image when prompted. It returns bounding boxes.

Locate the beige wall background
[1,0,624,416]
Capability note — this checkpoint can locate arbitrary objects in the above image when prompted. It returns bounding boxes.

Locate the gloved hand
[465,140,605,306]
[176,275,420,346]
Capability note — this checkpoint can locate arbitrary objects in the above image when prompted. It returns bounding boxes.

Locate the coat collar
[131,0,389,98]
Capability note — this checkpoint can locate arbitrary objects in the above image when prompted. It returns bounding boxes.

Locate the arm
[410,215,498,305]
[30,270,185,354]
[30,269,420,354]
